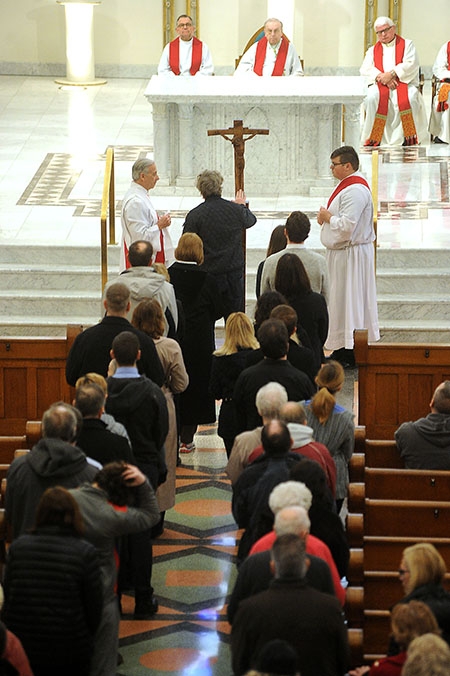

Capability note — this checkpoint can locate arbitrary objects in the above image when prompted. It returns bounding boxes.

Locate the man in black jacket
[231,534,349,676]
[106,330,168,618]
[233,319,315,433]
[74,382,134,466]
[65,282,163,387]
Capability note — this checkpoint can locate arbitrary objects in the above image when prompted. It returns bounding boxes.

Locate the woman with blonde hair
[302,360,354,513]
[392,543,450,648]
[168,233,224,453]
[210,312,259,456]
[132,298,189,531]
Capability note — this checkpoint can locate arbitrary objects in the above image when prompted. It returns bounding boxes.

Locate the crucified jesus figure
[207,119,269,199]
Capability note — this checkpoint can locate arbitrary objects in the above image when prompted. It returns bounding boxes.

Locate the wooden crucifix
[207,119,269,311]
[207,119,269,193]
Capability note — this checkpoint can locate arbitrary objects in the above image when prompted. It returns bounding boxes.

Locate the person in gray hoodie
[395,380,450,469]
[103,239,178,335]
[5,402,98,540]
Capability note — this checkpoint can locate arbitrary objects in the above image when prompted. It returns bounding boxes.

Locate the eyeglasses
[177,22,193,28]
[376,27,394,35]
[398,568,409,577]
[330,161,345,167]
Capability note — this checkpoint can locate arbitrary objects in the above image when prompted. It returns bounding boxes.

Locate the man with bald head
[395,381,450,469]
[235,17,303,77]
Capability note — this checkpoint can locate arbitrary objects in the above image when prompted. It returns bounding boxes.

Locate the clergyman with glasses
[157,14,214,77]
[360,16,427,147]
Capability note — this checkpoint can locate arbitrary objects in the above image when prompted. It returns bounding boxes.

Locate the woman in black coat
[275,253,329,373]
[168,233,224,453]
[210,312,259,457]
[3,486,102,676]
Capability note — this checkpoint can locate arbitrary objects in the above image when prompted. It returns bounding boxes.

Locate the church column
[343,104,362,150]
[152,103,171,185]
[177,104,195,187]
[317,106,335,176]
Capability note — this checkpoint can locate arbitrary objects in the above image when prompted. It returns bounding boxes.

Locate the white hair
[274,506,311,536]
[255,382,288,418]
[374,16,395,30]
[269,480,312,514]
[132,158,155,181]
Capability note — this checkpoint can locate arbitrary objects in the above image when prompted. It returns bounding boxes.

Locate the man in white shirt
[234,17,303,77]
[158,14,214,77]
[360,16,427,146]
[120,159,173,272]
[429,41,450,144]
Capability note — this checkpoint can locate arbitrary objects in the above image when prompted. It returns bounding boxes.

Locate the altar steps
[0,245,449,343]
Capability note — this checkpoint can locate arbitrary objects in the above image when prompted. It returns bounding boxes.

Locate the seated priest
[429,41,450,144]
[158,14,214,77]
[360,16,427,147]
[234,17,303,77]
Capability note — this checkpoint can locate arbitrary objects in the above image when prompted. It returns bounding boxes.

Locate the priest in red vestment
[158,14,214,77]
[234,18,303,77]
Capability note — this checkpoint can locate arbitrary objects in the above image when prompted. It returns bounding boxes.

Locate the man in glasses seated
[158,14,214,77]
[360,16,427,147]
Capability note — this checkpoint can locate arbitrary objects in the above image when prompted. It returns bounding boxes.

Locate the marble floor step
[376,268,450,295]
[0,315,101,338]
[0,289,102,318]
[1,245,120,267]
[0,264,109,291]
[377,295,450,321]
[379,319,450,344]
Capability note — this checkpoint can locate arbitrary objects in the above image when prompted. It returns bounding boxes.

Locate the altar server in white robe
[234,17,303,77]
[158,14,213,77]
[360,16,427,147]
[317,146,380,367]
[429,41,450,144]
[120,159,174,272]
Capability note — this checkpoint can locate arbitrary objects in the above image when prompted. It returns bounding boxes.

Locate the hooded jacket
[104,267,178,334]
[395,413,450,469]
[106,375,169,487]
[5,438,97,539]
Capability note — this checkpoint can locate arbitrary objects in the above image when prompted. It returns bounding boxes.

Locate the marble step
[0,290,103,319]
[376,269,450,295]
[0,316,102,338]
[377,295,450,321]
[379,320,450,344]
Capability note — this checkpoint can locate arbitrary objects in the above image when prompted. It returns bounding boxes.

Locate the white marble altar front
[144,75,366,195]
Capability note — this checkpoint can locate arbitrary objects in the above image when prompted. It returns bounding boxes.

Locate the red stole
[123,241,131,270]
[169,37,202,75]
[436,42,450,112]
[364,36,418,147]
[327,175,370,209]
[254,37,289,76]
[155,230,165,263]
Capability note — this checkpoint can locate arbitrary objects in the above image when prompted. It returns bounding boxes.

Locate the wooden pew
[348,467,450,513]
[0,436,27,463]
[354,329,450,439]
[0,325,81,435]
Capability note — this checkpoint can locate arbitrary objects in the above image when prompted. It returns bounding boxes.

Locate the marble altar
[144,75,366,196]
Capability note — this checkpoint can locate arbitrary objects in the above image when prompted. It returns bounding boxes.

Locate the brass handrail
[100,146,116,290]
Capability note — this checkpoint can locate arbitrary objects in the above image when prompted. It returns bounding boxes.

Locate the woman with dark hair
[3,487,103,676]
[132,297,188,529]
[303,361,354,514]
[210,312,259,456]
[290,458,349,578]
[274,253,329,372]
[168,233,224,453]
[255,225,287,298]
[253,290,288,336]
